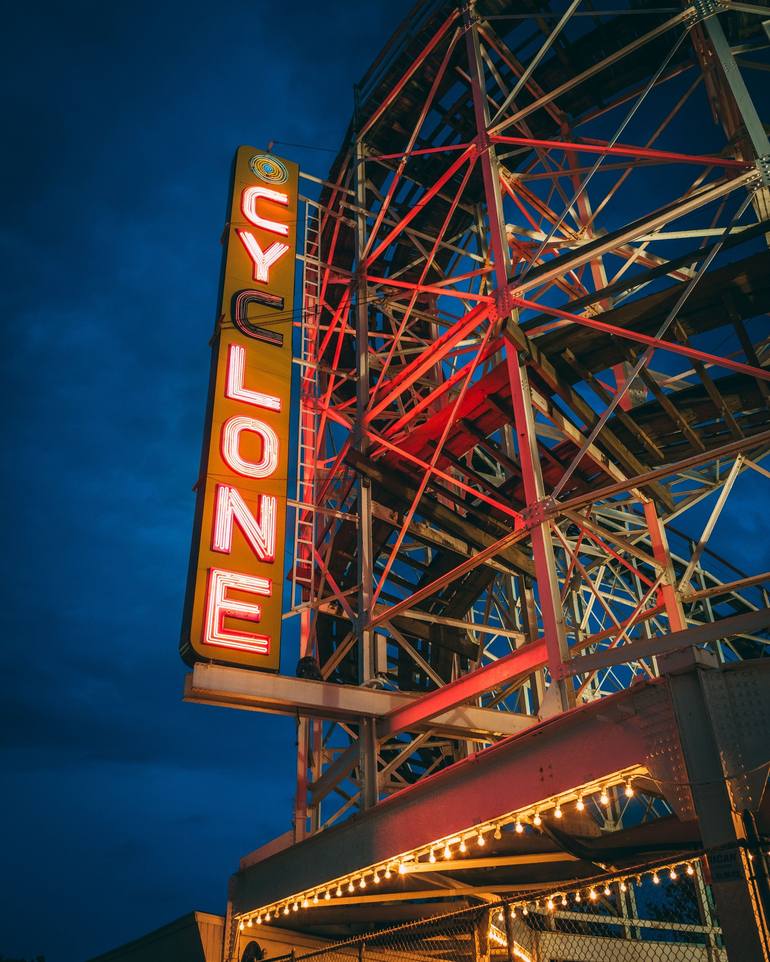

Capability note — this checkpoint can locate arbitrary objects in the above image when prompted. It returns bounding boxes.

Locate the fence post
[502,903,515,962]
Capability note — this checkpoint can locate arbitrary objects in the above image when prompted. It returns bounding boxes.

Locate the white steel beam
[184,663,535,738]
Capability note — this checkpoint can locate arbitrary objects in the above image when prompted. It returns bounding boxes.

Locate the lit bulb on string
[546,898,554,911]
[293,902,299,913]
[669,868,677,880]
[554,804,562,819]
[324,890,331,901]
[429,849,436,863]
[510,907,516,919]
[493,825,502,840]
[247,918,253,928]
[284,905,290,916]
[522,906,529,916]
[652,872,661,885]
[603,885,611,896]
[576,796,585,812]
[624,782,634,798]
[398,863,407,875]
[686,863,695,876]
[620,881,627,893]
[385,866,392,879]
[313,893,320,905]
[533,812,542,827]
[459,838,467,854]
[302,898,309,909]
[348,881,355,893]
[373,871,380,884]
[239,922,245,931]
[600,788,610,806]
[335,885,342,898]
[514,819,524,834]
[257,916,263,926]
[574,892,581,903]
[443,843,452,859]
[589,889,598,901]
[560,895,567,907]
[265,912,272,922]
[360,876,368,887]
[477,831,485,847]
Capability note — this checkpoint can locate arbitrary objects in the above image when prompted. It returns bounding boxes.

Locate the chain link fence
[260,870,725,962]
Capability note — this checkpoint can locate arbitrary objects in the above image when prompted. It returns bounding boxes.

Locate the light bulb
[620,881,627,893]
[348,881,355,893]
[293,902,299,912]
[324,890,331,901]
[625,782,634,798]
[477,831,485,847]
[398,863,407,875]
[652,872,660,885]
[265,912,271,922]
[670,868,677,880]
[515,820,523,834]
[459,838,467,853]
[561,895,567,906]
[247,918,253,928]
[603,885,611,896]
[686,864,695,876]
[510,907,516,919]
[575,892,581,903]
[385,866,392,879]
[589,889,598,901]
[554,804,562,819]
[547,898,554,911]
[302,899,309,909]
[600,789,609,806]
[443,844,452,859]
[576,797,585,812]
[493,825,502,840]
[284,905,290,916]
[257,916,262,925]
[522,906,528,916]
[313,893,320,904]
[335,885,342,898]
[374,871,380,884]
[429,849,436,863]
[239,921,245,931]
[360,876,367,887]
[533,812,542,827]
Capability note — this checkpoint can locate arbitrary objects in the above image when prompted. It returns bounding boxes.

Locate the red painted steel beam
[491,134,750,169]
[365,301,489,422]
[377,640,548,737]
[512,295,770,382]
[364,145,475,266]
[357,9,460,140]
[366,275,494,304]
[231,677,662,914]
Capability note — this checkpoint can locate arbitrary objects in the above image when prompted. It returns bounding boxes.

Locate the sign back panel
[181,146,298,671]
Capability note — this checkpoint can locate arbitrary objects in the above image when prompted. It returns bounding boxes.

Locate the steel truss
[207,1,770,958]
[288,0,770,837]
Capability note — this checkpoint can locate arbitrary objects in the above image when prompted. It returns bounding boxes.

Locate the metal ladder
[291,199,322,612]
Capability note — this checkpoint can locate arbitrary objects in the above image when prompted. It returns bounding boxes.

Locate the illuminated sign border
[181,147,298,671]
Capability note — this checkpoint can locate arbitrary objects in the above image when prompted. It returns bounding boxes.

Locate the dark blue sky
[1,3,410,959]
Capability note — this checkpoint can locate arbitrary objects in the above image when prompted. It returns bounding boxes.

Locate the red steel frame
[286,0,770,849]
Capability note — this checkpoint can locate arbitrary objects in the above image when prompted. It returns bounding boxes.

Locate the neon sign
[181,147,298,671]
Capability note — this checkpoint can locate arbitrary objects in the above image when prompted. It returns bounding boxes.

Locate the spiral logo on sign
[249,154,289,185]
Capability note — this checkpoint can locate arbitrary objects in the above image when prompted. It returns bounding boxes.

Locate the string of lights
[236,768,649,929]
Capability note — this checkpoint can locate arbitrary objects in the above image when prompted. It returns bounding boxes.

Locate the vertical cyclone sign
[181,146,298,671]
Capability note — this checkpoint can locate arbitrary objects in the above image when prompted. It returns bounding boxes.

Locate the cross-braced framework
[288,0,770,840]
